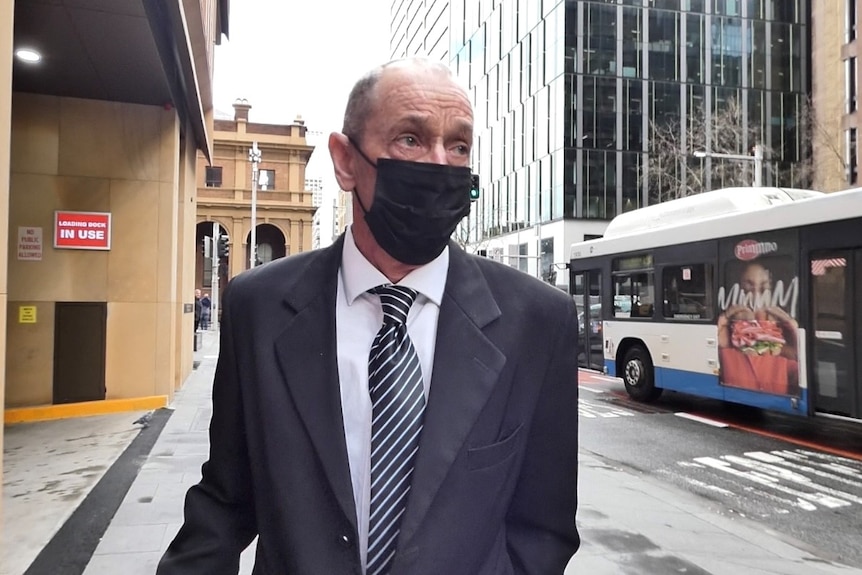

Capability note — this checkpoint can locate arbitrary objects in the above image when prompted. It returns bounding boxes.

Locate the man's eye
[399,135,419,146]
[454,144,470,155]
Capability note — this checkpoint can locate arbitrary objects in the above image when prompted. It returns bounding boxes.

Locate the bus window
[614,272,655,318]
[662,264,715,320]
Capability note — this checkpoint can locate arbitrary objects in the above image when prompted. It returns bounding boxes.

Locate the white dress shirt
[335,227,448,572]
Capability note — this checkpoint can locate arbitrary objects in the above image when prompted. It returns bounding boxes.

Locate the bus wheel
[622,345,662,402]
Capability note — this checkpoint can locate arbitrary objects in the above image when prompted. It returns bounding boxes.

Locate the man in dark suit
[158,57,579,575]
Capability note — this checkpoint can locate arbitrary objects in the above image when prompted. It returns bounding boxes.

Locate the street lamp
[693,144,764,187]
[248,141,262,269]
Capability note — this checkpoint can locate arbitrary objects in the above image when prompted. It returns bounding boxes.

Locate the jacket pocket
[467,424,523,470]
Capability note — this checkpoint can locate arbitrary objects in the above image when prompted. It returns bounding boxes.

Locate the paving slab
[2,412,148,575]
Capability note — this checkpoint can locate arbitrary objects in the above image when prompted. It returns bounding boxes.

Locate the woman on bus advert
[717,236,800,396]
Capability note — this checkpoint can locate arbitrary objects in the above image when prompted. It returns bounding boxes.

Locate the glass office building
[391,0,808,285]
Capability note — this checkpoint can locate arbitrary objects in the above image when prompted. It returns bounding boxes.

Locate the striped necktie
[366,285,425,575]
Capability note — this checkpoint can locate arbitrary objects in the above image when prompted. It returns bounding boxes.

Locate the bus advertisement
[717,230,800,397]
[570,187,862,423]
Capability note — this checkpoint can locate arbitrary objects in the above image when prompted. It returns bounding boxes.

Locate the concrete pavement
[3,411,149,575]
[80,329,257,575]
[3,327,861,574]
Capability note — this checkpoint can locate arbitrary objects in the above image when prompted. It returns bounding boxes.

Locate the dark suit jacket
[158,237,580,574]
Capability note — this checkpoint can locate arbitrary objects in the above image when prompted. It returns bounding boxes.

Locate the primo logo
[735,239,778,261]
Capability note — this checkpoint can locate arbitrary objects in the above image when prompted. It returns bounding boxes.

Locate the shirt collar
[340,226,448,306]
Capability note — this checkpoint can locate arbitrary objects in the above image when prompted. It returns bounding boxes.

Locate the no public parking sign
[54,211,112,250]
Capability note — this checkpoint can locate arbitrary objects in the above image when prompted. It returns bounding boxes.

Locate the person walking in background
[158,57,580,575]
[193,289,201,333]
[200,292,212,330]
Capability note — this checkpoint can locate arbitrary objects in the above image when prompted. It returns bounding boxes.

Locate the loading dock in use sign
[54,211,112,250]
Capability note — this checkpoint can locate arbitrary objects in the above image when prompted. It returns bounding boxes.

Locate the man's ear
[329,132,356,192]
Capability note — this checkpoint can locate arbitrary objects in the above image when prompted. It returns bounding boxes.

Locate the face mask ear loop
[345,135,376,215]
[353,185,372,215]
[346,136,378,169]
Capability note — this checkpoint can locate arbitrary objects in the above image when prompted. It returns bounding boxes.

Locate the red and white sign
[734,239,778,261]
[17,226,43,261]
[54,211,112,250]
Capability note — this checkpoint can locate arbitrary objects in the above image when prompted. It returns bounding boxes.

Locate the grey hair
[341,57,461,143]
[341,65,385,142]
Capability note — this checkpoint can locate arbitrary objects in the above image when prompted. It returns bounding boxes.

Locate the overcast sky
[212,0,392,189]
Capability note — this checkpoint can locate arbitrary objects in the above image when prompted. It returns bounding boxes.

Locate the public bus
[569,186,862,422]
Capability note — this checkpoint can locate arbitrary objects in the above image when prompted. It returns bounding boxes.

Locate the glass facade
[394,0,808,243]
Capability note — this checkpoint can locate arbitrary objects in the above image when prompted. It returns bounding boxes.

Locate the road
[578,369,862,569]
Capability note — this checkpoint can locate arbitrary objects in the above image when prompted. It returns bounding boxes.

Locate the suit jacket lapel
[398,245,506,545]
[273,235,358,533]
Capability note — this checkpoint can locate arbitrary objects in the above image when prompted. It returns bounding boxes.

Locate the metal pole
[248,142,261,269]
[753,144,763,187]
[211,222,219,331]
[692,144,764,188]
[535,187,542,279]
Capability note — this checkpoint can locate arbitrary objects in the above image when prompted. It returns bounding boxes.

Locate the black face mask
[349,139,473,266]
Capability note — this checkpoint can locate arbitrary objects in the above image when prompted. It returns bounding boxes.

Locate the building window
[847,0,857,43]
[257,242,273,265]
[848,57,857,114]
[648,10,681,82]
[848,128,858,185]
[205,166,223,187]
[258,169,275,191]
[540,237,555,284]
[518,243,529,273]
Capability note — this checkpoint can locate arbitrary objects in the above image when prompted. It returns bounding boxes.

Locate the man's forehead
[378,64,468,99]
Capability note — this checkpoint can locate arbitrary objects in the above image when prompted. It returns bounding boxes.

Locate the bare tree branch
[642,96,824,202]
[454,215,490,254]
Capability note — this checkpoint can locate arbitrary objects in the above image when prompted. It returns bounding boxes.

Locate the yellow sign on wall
[19,306,37,324]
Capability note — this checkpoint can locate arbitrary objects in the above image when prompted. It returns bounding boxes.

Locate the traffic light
[217,236,230,259]
[470,174,481,201]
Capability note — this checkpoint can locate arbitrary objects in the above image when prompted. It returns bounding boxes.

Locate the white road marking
[786,450,862,479]
[666,467,804,510]
[578,386,605,394]
[682,477,736,497]
[746,451,862,489]
[674,412,730,428]
[683,449,862,511]
[694,456,847,509]
[726,454,862,505]
[578,398,636,418]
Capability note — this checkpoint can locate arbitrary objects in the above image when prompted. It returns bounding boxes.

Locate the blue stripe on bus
[605,360,809,416]
[721,385,809,416]
[656,367,722,399]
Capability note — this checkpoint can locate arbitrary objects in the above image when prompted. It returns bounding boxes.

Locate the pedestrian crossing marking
[680,449,862,512]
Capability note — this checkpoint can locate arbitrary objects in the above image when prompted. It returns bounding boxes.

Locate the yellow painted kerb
[4,396,168,424]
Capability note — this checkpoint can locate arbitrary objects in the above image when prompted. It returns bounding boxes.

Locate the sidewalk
[82,329,257,575]
[4,327,862,574]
